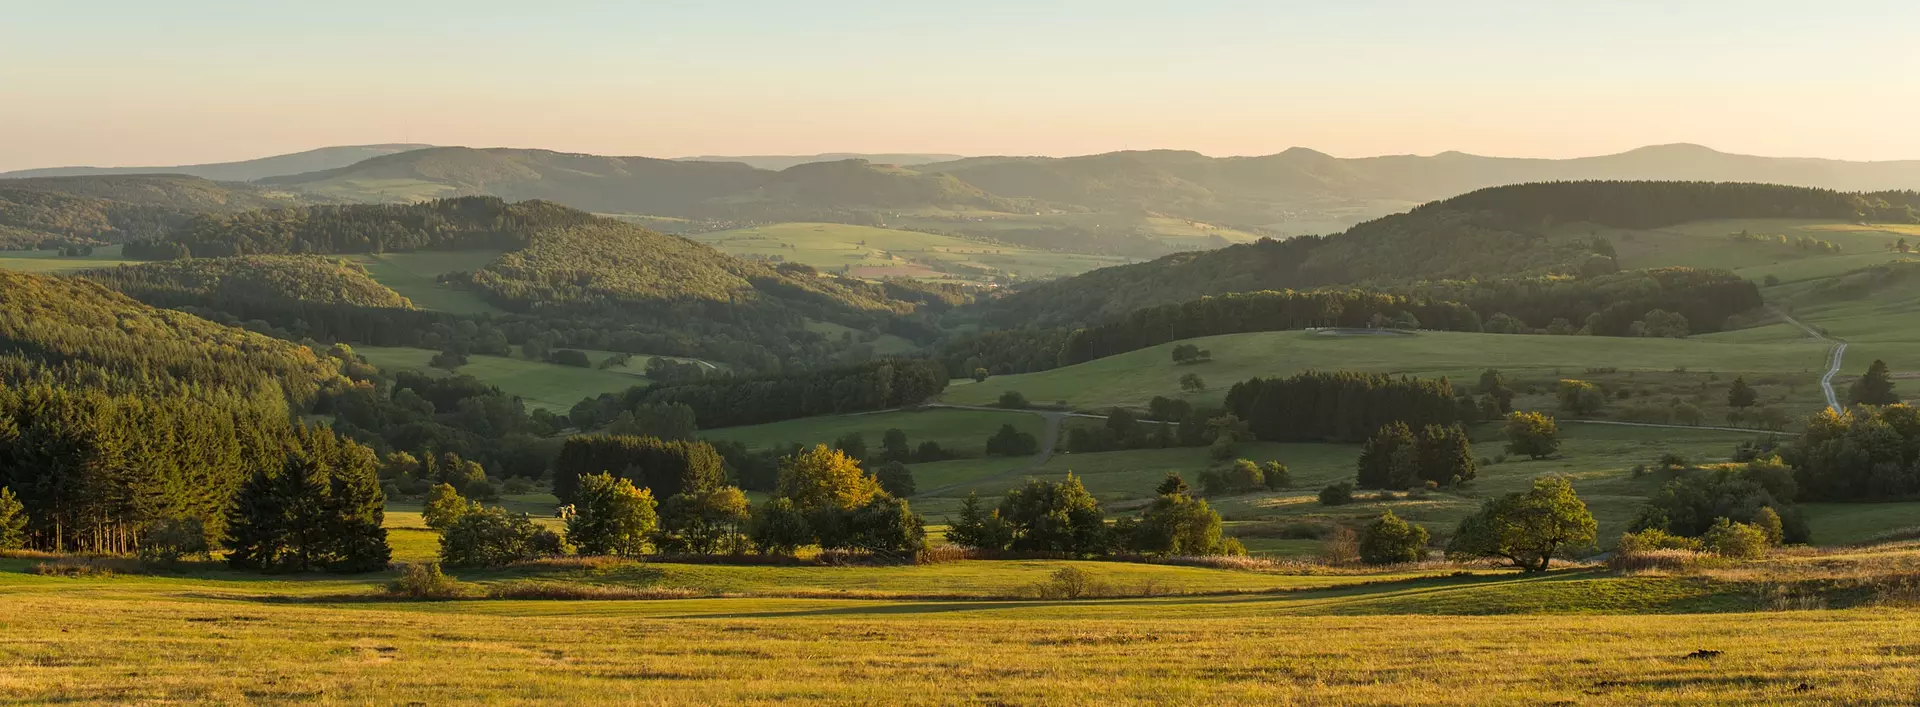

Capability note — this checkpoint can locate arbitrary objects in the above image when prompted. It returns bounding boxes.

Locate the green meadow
[0,244,138,274]
[344,250,506,314]
[691,222,1129,283]
[354,345,711,413]
[941,329,1832,412]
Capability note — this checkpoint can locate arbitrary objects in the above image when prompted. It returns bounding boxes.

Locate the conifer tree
[1848,359,1899,406]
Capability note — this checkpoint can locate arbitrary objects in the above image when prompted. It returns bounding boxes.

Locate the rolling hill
[0,175,315,248]
[673,153,965,170]
[0,144,434,181]
[977,181,1916,327]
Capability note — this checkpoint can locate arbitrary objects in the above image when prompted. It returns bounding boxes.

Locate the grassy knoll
[0,244,136,274]
[944,329,1831,412]
[1764,258,1920,379]
[344,250,505,314]
[698,407,1046,456]
[4,555,1920,703]
[690,222,1128,283]
[355,345,707,413]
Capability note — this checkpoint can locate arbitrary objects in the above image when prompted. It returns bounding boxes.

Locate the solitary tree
[1155,472,1191,497]
[1129,493,1235,556]
[1557,379,1606,415]
[1727,376,1759,409]
[1446,476,1596,571]
[1848,359,1900,406]
[1179,373,1207,392]
[657,485,751,554]
[1359,511,1429,565]
[1504,411,1561,459]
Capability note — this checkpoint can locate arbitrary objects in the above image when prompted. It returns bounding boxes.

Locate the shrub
[138,516,211,564]
[566,473,658,556]
[997,390,1029,409]
[1702,518,1768,559]
[1321,526,1359,565]
[384,563,471,599]
[1318,482,1355,506]
[1261,461,1291,490]
[986,424,1040,456]
[944,492,1014,551]
[422,483,474,532]
[1034,566,1105,599]
[1358,511,1429,565]
[1754,506,1785,547]
[1615,528,1703,555]
[441,507,555,567]
[546,349,592,368]
[1608,548,1708,574]
[875,461,916,498]
[748,497,811,556]
[1128,493,1237,556]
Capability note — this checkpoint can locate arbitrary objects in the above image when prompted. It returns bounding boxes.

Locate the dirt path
[1773,306,1846,413]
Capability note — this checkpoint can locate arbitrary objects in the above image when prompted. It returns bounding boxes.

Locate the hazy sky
[5,0,1919,171]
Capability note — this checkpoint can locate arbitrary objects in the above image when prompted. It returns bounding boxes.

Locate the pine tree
[1416,424,1477,486]
[0,487,27,550]
[1727,376,1759,409]
[1848,359,1900,406]
[1356,422,1418,489]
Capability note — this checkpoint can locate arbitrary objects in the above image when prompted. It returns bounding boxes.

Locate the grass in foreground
[3,556,1919,703]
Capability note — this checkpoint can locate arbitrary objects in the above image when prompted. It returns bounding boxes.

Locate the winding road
[1774,307,1847,413]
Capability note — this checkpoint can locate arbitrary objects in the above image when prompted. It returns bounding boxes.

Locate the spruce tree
[1356,422,1418,489]
[1727,376,1759,409]
[0,487,26,550]
[1416,424,1477,487]
[1849,359,1900,406]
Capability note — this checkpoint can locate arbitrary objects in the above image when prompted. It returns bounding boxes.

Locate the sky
[4,0,1919,171]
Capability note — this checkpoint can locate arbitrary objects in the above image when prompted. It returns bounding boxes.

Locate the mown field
[355,345,714,413]
[0,244,138,273]
[698,407,1047,457]
[344,250,505,314]
[941,328,1833,412]
[6,547,1920,704]
[690,222,1129,283]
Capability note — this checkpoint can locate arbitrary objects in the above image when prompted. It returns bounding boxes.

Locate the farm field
[941,329,1833,412]
[6,551,1920,704]
[0,244,137,274]
[690,222,1129,283]
[354,345,709,413]
[344,250,505,314]
[910,422,1777,548]
[1564,217,1918,275]
[698,407,1046,455]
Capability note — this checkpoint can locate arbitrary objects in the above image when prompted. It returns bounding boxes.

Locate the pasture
[698,407,1047,457]
[940,329,1833,412]
[354,345,710,413]
[344,249,505,314]
[5,548,1920,704]
[690,222,1129,283]
[0,244,137,274]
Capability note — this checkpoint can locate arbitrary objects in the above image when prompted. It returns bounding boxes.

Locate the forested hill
[0,269,344,406]
[0,144,433,181]
[979,181,1889,327]
[83,255,414,316]
[129,197,969,346]
[0,175,311,248]
[260,147,1019,217]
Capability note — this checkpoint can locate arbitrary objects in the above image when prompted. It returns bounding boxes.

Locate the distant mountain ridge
[246,144,1920,233]
[674,153,965,171]
[0,144,434,182]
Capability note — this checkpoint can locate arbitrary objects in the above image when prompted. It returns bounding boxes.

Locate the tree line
[641,359,948,428]
[1224,371,1460,443]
